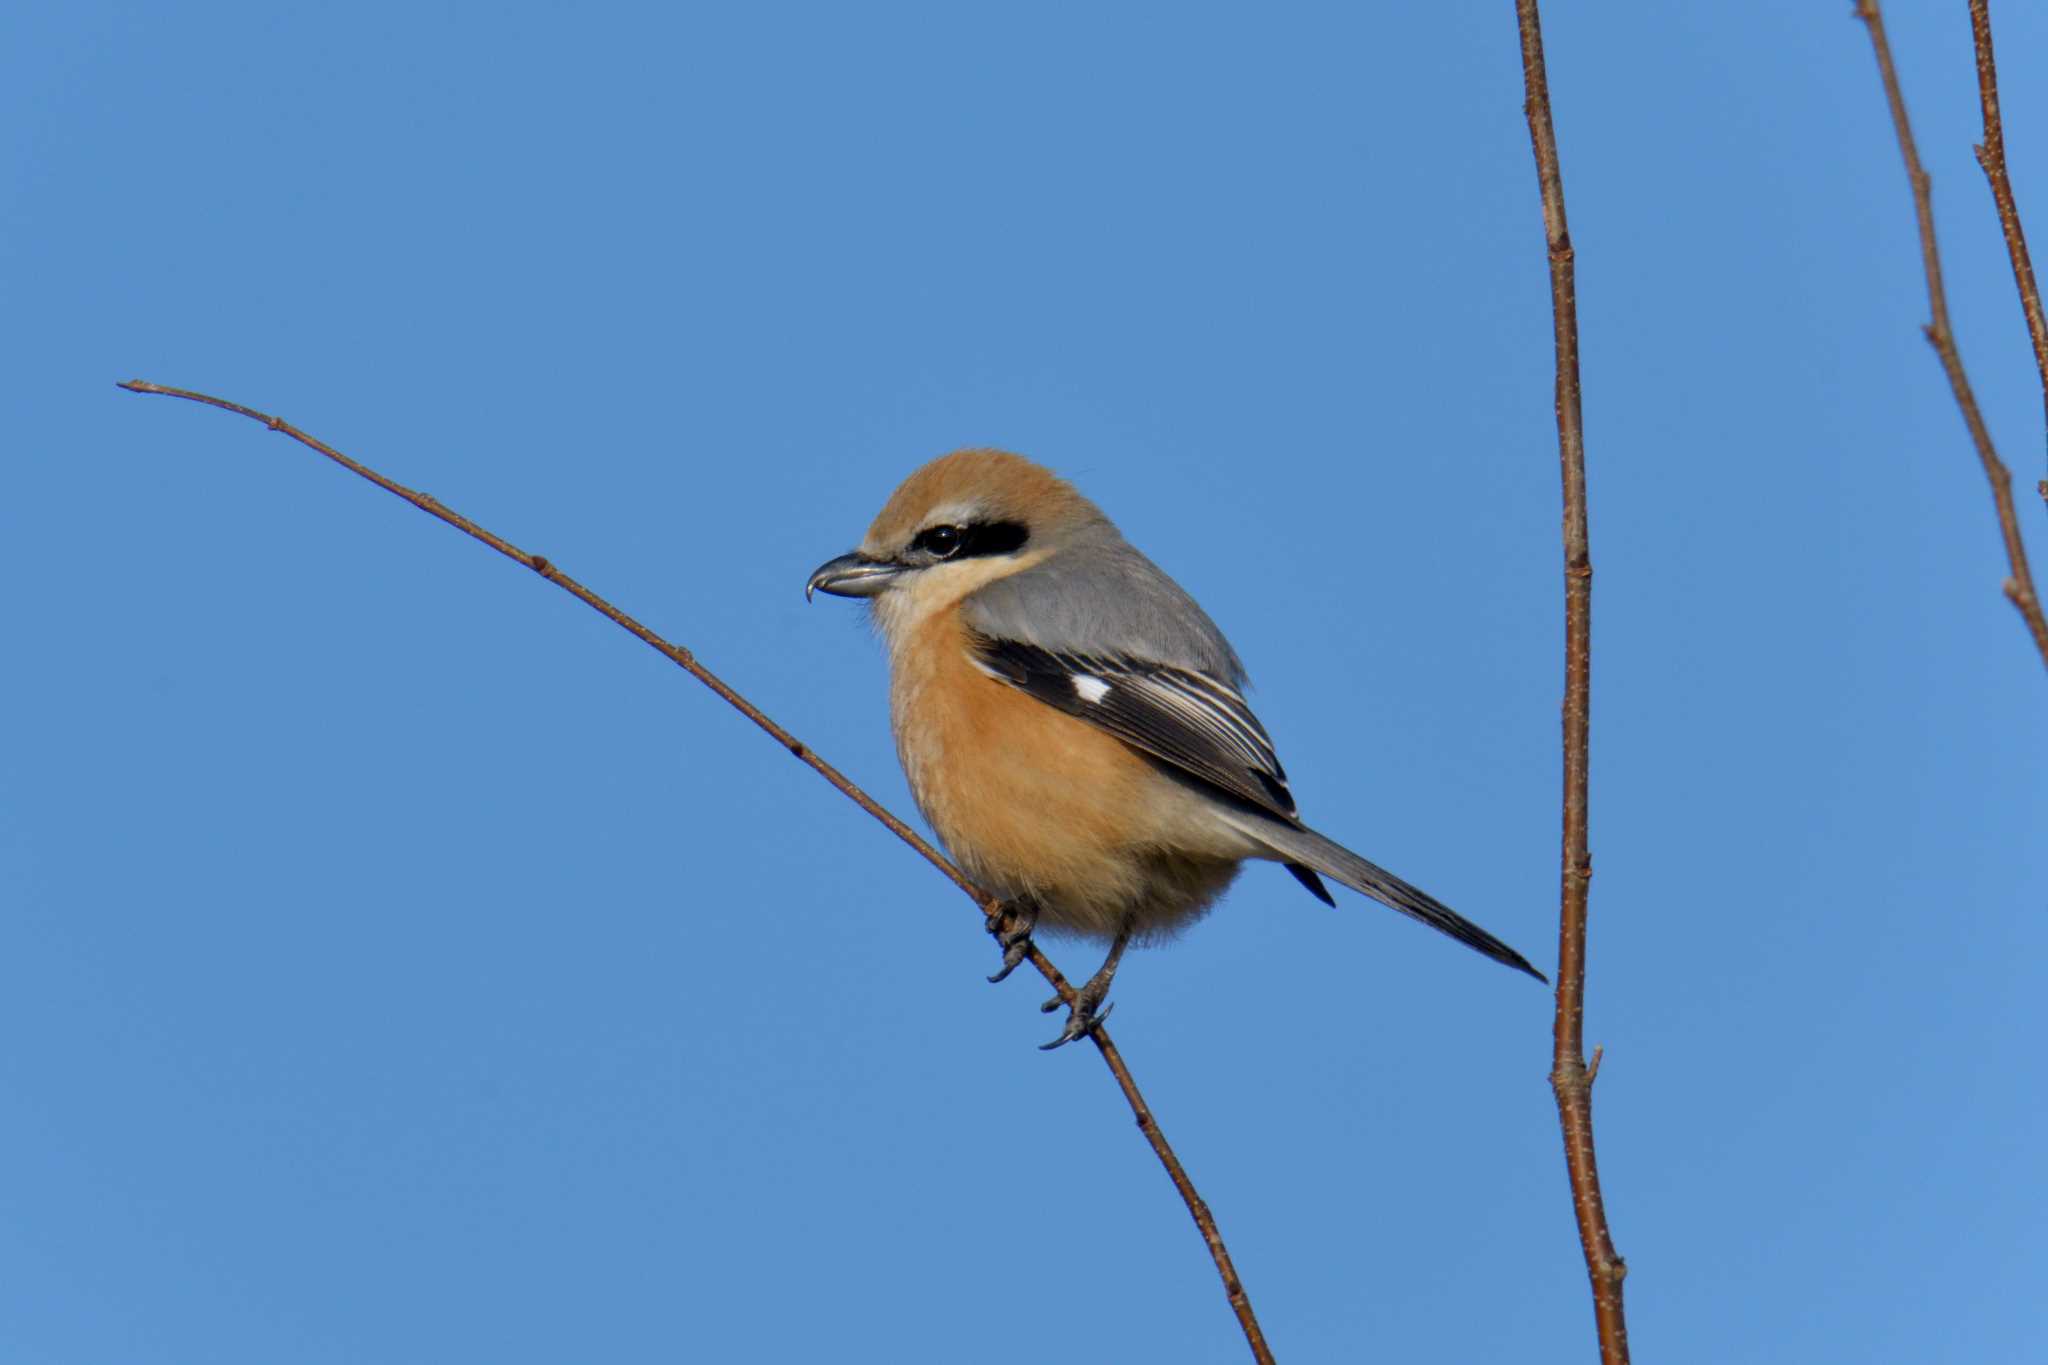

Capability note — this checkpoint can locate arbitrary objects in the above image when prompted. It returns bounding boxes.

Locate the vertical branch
[1854,1,2048,671]
[1512,5,1630,1364]
[1967,0,2048,507]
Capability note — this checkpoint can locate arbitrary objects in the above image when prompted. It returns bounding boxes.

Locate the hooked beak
[806,551,901,601]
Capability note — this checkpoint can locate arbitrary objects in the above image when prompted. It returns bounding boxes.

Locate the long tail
[1218,807,1547,983]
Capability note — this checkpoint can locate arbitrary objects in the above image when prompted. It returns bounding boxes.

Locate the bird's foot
[1037,927,1131,1051]
[986,902,1039,984]
[1038,976,1116,1051]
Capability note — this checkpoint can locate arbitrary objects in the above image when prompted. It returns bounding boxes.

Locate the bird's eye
[915,525,964,559]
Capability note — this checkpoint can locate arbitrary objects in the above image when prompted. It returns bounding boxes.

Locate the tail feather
[1285,862,1336,906]
[1222,808,1547,983]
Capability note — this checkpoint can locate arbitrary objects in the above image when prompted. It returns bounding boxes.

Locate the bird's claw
[1038,992,1114,1050]
[988,937,1031,983]
[986,905,1038,984]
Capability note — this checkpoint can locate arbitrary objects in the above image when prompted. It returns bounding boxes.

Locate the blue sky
[4,4,2045,1361]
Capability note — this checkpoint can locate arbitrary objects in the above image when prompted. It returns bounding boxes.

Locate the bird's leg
[986,900,1040,984]
[1039,922,1130,1051]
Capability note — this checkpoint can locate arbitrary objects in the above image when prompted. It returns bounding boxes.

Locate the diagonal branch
[115,378,1277,1365]
[1967,0,2048,510]
[1512,4,1631,1363]
[1853,0,2048,671]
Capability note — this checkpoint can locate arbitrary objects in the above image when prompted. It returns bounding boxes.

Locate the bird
[807,450,1544,1048]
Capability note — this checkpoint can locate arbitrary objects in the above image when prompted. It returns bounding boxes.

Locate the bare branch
[1968,0,2048,504]
[116,378,1277,1365]
[1511,5,1631,1363]
[1852,2,2048,670]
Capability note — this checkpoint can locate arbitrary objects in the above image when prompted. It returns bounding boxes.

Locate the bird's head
[806,449,1102,639]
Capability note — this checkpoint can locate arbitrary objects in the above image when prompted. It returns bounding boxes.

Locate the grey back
[962,521,1247,684]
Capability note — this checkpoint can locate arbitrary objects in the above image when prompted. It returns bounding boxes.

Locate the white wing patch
[1072,675,1112,704]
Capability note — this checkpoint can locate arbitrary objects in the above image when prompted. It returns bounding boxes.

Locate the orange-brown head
[856,449,1099,558]
[806,450,1105,639]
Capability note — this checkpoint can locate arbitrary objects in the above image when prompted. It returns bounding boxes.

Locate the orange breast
[889,611,1166,927]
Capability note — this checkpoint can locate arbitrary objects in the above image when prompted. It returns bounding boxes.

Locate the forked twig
[116,378,1276,1365]
[1968,0,2048,505]
[1512,4,1631,1363]
[1853,1,2048,670]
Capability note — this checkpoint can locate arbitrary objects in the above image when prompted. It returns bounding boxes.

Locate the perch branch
[116,378,1276,1365]
[1853,0,2048,670]
[1512,5,1631,1363]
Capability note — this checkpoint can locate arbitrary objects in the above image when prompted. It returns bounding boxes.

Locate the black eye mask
[910,520,1030,561]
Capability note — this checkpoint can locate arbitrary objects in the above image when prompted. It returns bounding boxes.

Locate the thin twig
[1853,1,2048,670]
[1968,0,2048,500]
[1512,6,1630,1364]
[116,378,1277,1365]
[1969,2,2048,512]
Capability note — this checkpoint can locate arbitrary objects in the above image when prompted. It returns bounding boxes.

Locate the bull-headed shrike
[808,450,1543,1048]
